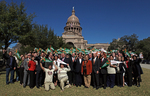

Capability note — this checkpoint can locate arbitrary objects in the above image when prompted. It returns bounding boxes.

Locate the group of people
[2,49,143,91]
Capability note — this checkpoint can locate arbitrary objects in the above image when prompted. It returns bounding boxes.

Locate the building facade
[62,8,110,50]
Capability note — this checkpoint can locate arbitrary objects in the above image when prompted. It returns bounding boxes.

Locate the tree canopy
[135,37,150,59]
[0,0,35,49]
[19,24,71,55]
[108,34,139,51]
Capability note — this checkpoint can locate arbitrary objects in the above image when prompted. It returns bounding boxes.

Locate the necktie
[101,59,103,63]
[93,59,95,64]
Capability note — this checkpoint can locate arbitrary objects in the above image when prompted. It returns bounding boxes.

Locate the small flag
[42,58,52,63]
[50,46,54,51]
[87,46,94,50]
[123,48,131,58]
[46,48,51,53]
[15,49,21,59]
[101,60,110,68]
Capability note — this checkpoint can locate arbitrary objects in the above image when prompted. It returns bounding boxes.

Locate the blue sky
[5,0,150,48]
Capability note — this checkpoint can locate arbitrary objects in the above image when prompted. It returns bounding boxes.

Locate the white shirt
[49,57,52,61]
[139,53,143,58]
[44,68,54,83]
[53,60,60,70]
[57,65,71,80]
[79,58,82,64]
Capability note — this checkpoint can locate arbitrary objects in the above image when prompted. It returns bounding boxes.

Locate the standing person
[116,56,125,87]
[53,55,59,86]
[132,55,143,87]
[48,52,53,61]
[23,53,31,88]
[40,59,58,91]
[35,52,44,88]
[121,57,126,87]
[81,55,92,88]
[65,54,73,86]
[89,53,92,61]
[139,52,143,63]
[75,53,84,87]
[19,56,25,85]
[71,53,76,85]
[99,52,107,89]
[14,55,19,82]
[28,56,36,89]
[3,50,16,84]
[57,63,71,92]
[92,52,100,89]
[107,55,116,88]
[125,56,133,87]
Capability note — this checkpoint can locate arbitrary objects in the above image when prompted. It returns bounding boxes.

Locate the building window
[78,39,81,42]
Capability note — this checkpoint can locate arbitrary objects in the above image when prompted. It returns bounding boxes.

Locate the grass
[0,68,150,96]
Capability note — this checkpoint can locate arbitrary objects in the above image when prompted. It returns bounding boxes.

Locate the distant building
[62,8,110,50]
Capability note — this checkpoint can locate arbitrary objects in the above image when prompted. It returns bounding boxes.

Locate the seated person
[57,63,71,91]
[40,59,58,91]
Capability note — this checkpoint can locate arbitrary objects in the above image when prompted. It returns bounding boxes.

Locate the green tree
[0,0,35,49]
[135,37,150,59]
[108,34,139,51]
[19,24,71,54]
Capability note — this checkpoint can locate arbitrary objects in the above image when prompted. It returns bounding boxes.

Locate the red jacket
[81,60,92,75]
[28,60,36,71]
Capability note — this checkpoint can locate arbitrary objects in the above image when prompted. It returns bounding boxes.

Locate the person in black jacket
[116,56,126,87]
[71,53,76,85]
[3,50,16,84]
[92,52,100,89]
[65,54,73,85]
[125,56,133,87]
[132,55,143,87]
[75,53,84,87]
[34,52,45,88]
[99,52,107,89]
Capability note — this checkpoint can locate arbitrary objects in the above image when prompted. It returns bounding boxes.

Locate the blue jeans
[6,68,14,84]
[15,68,19,81]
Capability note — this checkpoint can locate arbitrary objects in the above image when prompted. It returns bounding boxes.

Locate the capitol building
[62,8,110,50]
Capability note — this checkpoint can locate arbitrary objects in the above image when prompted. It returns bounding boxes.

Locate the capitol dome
[67,8,80,23]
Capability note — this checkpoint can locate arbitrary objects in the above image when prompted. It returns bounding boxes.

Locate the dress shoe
[103,87,106,89]
[36,86,39,88]
[23,85,26,88]
[85,86,88,88]
[93,86,96,89]
[96,87,99,90]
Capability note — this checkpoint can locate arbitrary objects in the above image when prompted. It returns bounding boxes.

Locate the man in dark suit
[75,53,84,87]
[65,54,74,85]
[99,52,108,89]
[3,50,16,84]
[92,52,100,89]
[34,52,45,88]
[71,52,76,85]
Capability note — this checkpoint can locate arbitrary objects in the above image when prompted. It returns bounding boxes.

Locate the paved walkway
[140,63,150,69]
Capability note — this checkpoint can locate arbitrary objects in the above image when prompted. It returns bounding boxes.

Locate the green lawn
[0,68,150,96]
